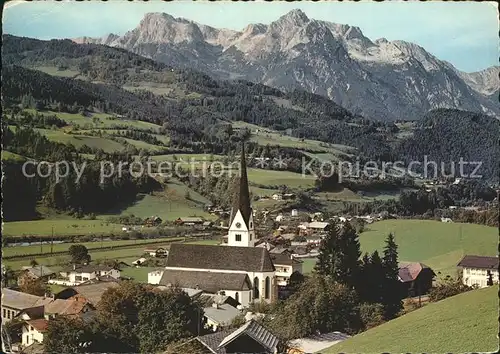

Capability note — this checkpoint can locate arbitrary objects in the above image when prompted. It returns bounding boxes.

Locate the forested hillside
[397,109,499,180]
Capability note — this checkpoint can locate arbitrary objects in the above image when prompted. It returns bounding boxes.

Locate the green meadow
[326,286,498,353]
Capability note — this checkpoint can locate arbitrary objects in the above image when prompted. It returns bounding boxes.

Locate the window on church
[235,234,242,242]
[265,276,271,299]
[235,292,239,303]
[250,233,252,241]
[250,222,253,228]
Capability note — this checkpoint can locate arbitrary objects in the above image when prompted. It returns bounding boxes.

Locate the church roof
[158,269,252,293]
[229,142,252,228]
[166,244,275,273]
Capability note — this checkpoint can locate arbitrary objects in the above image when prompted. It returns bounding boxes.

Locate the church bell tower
[227,142,256,247]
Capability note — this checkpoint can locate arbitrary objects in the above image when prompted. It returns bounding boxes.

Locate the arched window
[265,276,270,299]
[253,277,260,299]
[235,292,239,303]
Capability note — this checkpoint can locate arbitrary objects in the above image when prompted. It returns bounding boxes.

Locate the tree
[44,317,93,353]
[136,287,202,352]
[381,233,403,319]
[314,224,339,276]
[358,251,385,304]
[486,271,494,286]
[68,244,91,264]
[314,222,361,289]
[270,275,361,340]
[19,276,50,296]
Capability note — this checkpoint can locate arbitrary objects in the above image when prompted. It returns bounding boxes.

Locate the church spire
[230,141,252,228]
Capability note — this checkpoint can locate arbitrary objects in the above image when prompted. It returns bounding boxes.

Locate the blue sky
[3,0,498,72]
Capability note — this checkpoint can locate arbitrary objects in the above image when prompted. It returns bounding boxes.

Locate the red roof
[27,319,49,332]
[398,262,434,282]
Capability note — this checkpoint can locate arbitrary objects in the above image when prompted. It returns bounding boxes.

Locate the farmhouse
[18,266,56,286]
[144,216,162,226]
[197,319,280,354]
[457,255,499,288]
[398,262,436,297]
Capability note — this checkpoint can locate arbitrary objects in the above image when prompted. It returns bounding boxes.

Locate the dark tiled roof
[398,262,435,282]
[229,142,252,228]
[197,329,233,354]
[271,253,302,266]
[166,244,275,272]
[62,264,117,273]
[219,320,279,352]
[159,269,252,293]
[457,255,499,270]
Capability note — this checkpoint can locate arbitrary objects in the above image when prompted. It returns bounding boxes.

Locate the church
[148,143,302,306]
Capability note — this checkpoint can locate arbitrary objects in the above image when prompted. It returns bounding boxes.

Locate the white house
[457,255,499,288]
[441,217,452,223]
[203,303,241,331]
[22,319,48,348]
[271,194,283,201]
[271,253,303,287]
[147,270,164,285]
[51,265,120,286]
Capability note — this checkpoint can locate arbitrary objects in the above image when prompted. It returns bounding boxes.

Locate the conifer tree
[381,233,403,319]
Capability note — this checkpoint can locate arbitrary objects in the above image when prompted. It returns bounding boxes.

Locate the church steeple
[227,142,255,247]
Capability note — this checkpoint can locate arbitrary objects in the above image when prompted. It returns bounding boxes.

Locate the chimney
[212,302,219,309]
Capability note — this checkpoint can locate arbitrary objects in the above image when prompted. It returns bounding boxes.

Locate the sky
[3,0,498,73]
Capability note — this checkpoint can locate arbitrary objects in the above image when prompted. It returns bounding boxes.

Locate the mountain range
[74,9,499,121]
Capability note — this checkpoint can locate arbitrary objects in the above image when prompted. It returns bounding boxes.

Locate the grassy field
[34,66,80,78]
[99,181,213,221]
[27,109,161,131]
[35,128,126,153]
[2,237,185,257]
[298,220,497,277]
[232,121,353,157]
[3,219,122,237]
[1,150,27,162]
[359,220,497,276]
[301,258,317,274]
[326,286,498,353]
[247,168,315,188]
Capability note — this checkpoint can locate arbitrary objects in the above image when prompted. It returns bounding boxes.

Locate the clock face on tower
[235,222,241,228]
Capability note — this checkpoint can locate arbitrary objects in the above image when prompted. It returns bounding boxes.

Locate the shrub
[429,277,472,302]
[358,302,385,330]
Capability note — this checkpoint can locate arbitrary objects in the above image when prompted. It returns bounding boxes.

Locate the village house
[1,289,53,323]
[174,216,205,226]
[51,264,120,286]
[143,247,168,257]
[398,262,436,297]
[299,221,330,236]
[56,281,120,306]
[457,255,499,288]
[197,319,280,354]
[144,215,162,227]
[21,318,48,349]
[203,302,242,332]
[271,253,303,287]
[18,265,56,286]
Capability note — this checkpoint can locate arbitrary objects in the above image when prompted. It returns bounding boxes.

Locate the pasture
[326,286,498,353]
[359,219,497,276]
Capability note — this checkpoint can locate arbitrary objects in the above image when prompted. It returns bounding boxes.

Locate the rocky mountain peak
[274,9,310,27]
